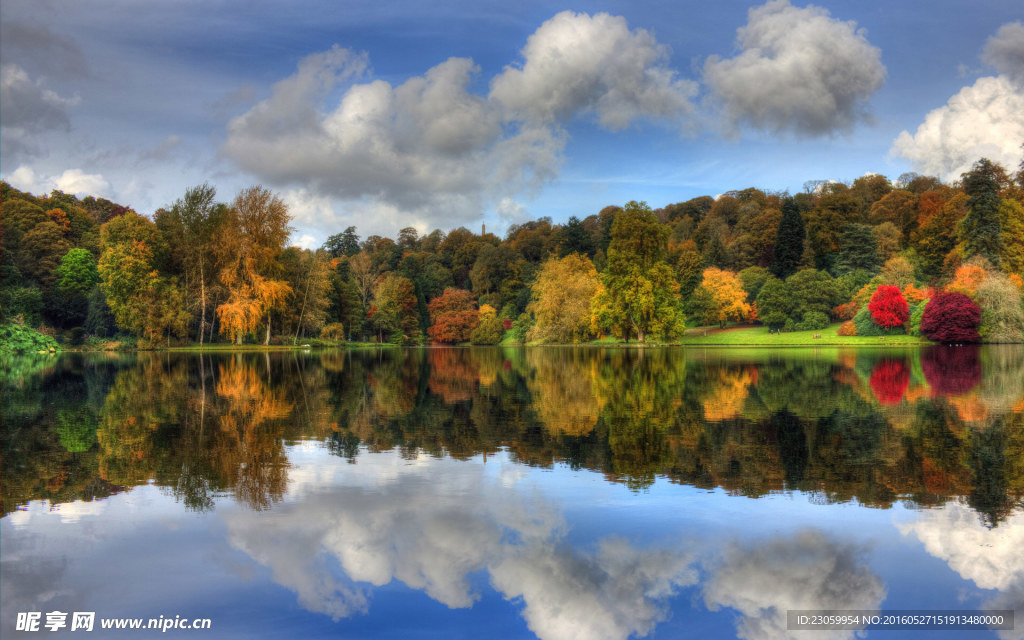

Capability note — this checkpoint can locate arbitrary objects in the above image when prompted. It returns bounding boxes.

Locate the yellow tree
[695,267,752,327]
[216,187,293,344]
[527,253,603,343]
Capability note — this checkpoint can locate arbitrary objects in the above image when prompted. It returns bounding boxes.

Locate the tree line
[2,154,1023,346]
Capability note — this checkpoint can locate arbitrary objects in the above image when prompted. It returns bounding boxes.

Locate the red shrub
[919,292,981,343]
[868,285,909,328]
[834,301,859,321]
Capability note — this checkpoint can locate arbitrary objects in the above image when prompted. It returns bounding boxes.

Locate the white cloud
[704,0,885,136]
[493,197,530,224]
[983,22,1024,85]
[899,503,1024,640]
[891,75,1024,182]
[225,455,694,640]
[702,530,886,640]
[489,11,697,130]
[222,11,696,236]
[54,168,110,197]
[2,165,109,198]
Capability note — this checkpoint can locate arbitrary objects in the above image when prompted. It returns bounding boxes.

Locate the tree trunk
[265,312,272,346]
[198,257,206,345]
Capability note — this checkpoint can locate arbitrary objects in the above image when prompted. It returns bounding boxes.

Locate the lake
[2,346,1023,639]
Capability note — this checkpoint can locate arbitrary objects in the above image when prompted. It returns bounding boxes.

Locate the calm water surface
[2,346,1023,639]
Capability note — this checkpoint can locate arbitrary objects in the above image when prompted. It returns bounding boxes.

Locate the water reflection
[3,346,1023,521]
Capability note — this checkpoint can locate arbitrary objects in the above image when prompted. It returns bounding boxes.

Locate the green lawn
[680,323,929,346]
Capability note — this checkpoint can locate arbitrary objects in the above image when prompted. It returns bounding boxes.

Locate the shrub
[868,285,910,329]
[909,300,928,337]
[796,311,830,331]
[320,323,346,342]
[783,318,796,333]
[0,324,60,354]
[853,306,902,337]
[509,313,534,343]
[920,292,981,343]
[470,314,505,345]
[837,320,857,336]
[834,301,858,321]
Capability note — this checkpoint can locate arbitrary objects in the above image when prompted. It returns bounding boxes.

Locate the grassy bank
[680,323,928,346]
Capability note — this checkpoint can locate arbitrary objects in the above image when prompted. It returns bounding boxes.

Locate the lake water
[2,346,1023,639]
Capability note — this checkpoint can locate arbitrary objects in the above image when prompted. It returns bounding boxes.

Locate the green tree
[592,201,684,342]
[53,248,100,327]
[959,158,1005,265]
[998,199,1024,274]
[834,223,882,275]
[372,274,421,344]
[323,226,360,258]
[785,269,839,321]
[771,197,805,279]
[755,277,793,329]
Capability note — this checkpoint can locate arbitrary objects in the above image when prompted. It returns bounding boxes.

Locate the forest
[1,154,1023,348]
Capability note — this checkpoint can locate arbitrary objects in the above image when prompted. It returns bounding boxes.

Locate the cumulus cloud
[891,75,1024,182]
[222,11,696,234]
[704,0,885,137]
[2,165,110,198]
[983,22,1024,85]
[900,503,1024,640]
[490,538,696,640]
[489,11,697,129]
[225,454,694,640]
[0,63,79,159]
[702,530,886,640]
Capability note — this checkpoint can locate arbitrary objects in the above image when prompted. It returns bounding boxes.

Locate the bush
[853,306,903,337]
[320,323,346,342]
[509,313,534,343]
[0,323,60,354]
[837,320,857,336]
[783,318,796,333]
[470,314,505,345]
[909,300,928,337]
[796,311,830,331]
[920,292,981,343]
[868,285,909,328]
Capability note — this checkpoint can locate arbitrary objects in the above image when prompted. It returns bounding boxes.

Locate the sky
[2,0,1023,248]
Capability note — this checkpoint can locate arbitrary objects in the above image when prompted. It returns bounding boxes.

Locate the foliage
[470,313,505,345]
[976,274,1024,343]
[785,269,839,320]
[868,285,909,329]
[920,292,982,343]
[837,320,857,336]
[737,266,771,301]
[372,275,421,344]
[320,323,346,342]
[771,197,804,279]
[0,324,60,354]
[909,300,929,337]
[593,201,684,342]
[947,263,988,297]
[527,253,602,343]
[796,311,830,331]
[834,223,881,275]
[1,286,43,326]
[427,288,479,344]
[959,158,1004,265]
[693,268,752,327]
[755,277,793,329]
[853,306,902,337]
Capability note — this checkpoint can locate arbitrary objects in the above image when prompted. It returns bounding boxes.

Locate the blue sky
[2,0,1022,246]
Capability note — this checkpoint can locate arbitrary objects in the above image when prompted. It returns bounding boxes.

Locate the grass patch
[681,323,930,346]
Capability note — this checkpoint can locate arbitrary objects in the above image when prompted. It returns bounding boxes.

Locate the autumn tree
[158,183,225,343]
[867,285,909,329]
[527,253,603,343]
[920,292,982,343]
[371,274,420,344]
[427,288,479,344]
[998,199,1024,274]
[693,268,752,327]
[592,201,684,342]
[215,186,293,345]
[976,273,1024,343]
[280,248,333,342]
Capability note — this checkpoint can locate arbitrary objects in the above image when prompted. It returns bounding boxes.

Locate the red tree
[867,285,909,328]
[427,288,479,344]
[921,345,981,396]
[920,292,981,343]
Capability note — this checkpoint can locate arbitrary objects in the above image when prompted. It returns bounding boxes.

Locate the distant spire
[482,223,486,236]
